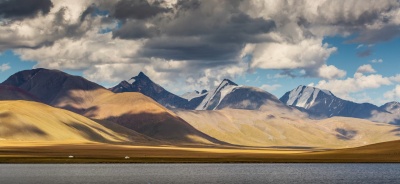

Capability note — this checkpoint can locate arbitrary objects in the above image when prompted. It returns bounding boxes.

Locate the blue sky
[0,0,399,105]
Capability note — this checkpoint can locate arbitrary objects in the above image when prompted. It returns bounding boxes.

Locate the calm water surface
[1,164,400,184]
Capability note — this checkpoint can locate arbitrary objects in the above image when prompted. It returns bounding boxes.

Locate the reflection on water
[1,163,400,184]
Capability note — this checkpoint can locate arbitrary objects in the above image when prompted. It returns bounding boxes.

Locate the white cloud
[0,63,11,72]
[248,38,339,79]
[260,84,282,92]
[16,31,143,70]
[315,72,392,99]
[390,74,400,83]
[371,59,383,63]
[318,64,347,79]
[356,64,376,74]
[384,85,400,101]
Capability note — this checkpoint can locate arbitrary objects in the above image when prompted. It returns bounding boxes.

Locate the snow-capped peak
[285,85,333,108]
[195,79,240,110]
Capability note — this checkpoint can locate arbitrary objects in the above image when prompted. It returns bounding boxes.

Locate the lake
[1,164,400,183]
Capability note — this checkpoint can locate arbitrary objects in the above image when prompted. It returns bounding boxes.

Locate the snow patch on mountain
[196,79,239,110]
[286,85,333,109]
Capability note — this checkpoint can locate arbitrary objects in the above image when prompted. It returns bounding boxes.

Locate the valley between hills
[1,68,400,163]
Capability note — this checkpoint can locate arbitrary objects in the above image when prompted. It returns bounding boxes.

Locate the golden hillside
[0,100,151,144]
[176,109,400,148]
[82,92,223,145]
[2,69,221,145]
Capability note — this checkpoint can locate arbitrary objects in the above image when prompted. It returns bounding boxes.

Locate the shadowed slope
[0,85,40,101]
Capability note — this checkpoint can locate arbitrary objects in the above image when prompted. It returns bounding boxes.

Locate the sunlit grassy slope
[0,100,151,143]
[81,92,221,145]
[176,109,400,148]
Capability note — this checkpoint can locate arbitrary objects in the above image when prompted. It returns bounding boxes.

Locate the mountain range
[111,73,296,112]
[110,72,399,124]
[280,85,400,124]
[1,68,400,149]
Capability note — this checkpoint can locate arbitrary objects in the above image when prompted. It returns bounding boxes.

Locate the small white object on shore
[68,155,74,158]
[125,156,130,159]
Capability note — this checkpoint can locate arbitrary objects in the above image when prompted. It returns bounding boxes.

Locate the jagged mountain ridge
[110,72,205,109]
[112,72,291,111]
[280,85,400,124]
[194,79,287,111]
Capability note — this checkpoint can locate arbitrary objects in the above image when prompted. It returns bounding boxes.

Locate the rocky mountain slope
[0,85,40,102]
[195,79,290,111]
[280,85,400,124]
[110,72,205,109]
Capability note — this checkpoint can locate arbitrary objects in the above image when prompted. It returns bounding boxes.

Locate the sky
[0,0,399,105]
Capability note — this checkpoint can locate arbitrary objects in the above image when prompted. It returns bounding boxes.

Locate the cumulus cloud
[1,0,400,92]
[247,38,340,79]
[260,84,281,92]
[314,72,393,99]
[317,64,347,79]
[390,74,400,83]
[356,64,376,74]
[0,63,10,72]
[384,85,400,101]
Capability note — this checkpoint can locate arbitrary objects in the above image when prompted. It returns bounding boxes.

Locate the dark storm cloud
[111,0,171,20]
[0,0,53,19]
[113,20,159,39]
[112,0,275,62]
[206,13,276,44]
[357,49,373,58]
[140,40,244,61]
